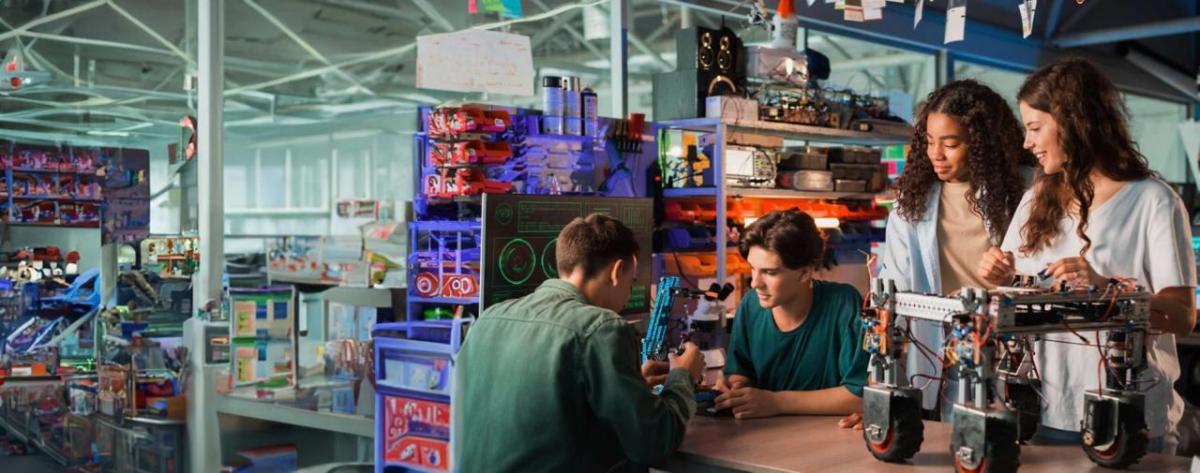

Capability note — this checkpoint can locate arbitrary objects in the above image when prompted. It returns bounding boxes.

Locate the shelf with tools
[664,186,882,201]
[2,149,104,227]
[656,116,911,147]
[655,117,910,292]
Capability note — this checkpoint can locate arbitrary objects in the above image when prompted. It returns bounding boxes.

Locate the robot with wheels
[860,277,1152,472]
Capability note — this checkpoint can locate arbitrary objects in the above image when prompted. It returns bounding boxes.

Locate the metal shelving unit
[214,395,373,438]
[664,186,881,201]
[656,117,912,286]
[657,117,911,146]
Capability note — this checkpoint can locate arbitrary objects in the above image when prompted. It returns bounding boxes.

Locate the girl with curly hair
[977,58,1195,453]
[878,79,1034,419]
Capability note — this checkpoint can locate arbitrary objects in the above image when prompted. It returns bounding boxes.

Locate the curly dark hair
[1016,58,1153,255]
[895,79,1032,243]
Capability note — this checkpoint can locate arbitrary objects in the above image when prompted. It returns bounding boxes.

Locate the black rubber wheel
[1004,382,1041,443]
[1083,407,1149,469]
[952,415,1020,473]
[864,394,924,462]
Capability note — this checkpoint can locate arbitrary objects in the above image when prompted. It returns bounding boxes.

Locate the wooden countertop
[668,414,1191,472]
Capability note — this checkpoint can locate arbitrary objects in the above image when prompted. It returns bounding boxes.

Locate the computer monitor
[480,194,653,315]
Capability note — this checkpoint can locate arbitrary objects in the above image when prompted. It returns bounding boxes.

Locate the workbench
[667,414,1192,472]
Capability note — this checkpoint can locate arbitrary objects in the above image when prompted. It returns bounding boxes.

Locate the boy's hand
[640,359,670,387]
[713,387,781,419]
[838,412,864,430]
[671,342,705,384]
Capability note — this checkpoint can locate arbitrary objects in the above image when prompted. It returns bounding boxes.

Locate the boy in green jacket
[456,213,706,472]
[714,210,869,428]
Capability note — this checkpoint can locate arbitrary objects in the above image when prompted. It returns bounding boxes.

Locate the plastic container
[541,76,564,135]
[564,77,582,136]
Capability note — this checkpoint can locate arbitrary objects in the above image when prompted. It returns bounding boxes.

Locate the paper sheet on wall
[1019,0,1037,38]
[1182,121,1200,186]
[862,0,885,20]
[914,0,924,29]
[844,0,864,21]
[945,0,967,44]
[417,29,534,96]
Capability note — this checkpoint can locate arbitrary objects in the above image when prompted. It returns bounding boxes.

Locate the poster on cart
[96,147,150,245]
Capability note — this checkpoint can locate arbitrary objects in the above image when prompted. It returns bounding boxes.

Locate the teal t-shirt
[723,280,870,396]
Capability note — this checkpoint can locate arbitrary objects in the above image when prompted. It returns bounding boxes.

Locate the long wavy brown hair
[1016,58,1152,255]
[896,79,1032,243]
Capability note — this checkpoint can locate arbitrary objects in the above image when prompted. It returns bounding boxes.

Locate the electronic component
[724,145,777,188]
[860,279,1152,470]
[642,277,682,363]
[758,87,838,128]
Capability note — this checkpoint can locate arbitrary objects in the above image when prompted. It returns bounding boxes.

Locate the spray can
[582,87,598,138]
[542,76,564,135]
[565,77,583,136]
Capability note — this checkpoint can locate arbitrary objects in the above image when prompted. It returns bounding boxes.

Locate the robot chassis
[860,278,1153,472]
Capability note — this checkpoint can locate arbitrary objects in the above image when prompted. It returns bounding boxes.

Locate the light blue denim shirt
[878,181,955,415]
[876,167,1034,417]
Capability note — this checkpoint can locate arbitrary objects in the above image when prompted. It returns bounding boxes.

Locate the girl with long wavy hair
[878,79,1033,420]
[977,58,1196,453]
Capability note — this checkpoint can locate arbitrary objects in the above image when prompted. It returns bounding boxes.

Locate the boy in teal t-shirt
[714,210,869,427]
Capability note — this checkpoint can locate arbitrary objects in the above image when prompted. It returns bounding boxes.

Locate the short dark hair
[556,213,640,279]
[738,210,824,270]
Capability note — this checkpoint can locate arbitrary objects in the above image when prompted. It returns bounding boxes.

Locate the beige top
[937,181,994,294]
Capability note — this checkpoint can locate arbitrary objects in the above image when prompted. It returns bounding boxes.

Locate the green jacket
[455,279,696,473]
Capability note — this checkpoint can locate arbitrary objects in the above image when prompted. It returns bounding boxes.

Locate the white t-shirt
[1000,177,1196,439]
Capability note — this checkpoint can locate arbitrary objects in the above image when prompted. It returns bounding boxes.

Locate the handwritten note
[417,29,534,96]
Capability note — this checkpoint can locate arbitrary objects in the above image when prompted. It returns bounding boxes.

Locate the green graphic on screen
[541,238,559,279]
[498,238,536,285]
[482,194,652,315]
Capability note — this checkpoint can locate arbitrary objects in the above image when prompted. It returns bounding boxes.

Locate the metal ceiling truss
[240,0,375,96]
[1054,17,1200,48]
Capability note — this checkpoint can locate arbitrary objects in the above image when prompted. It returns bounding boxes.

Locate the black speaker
[655,27,746,120]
